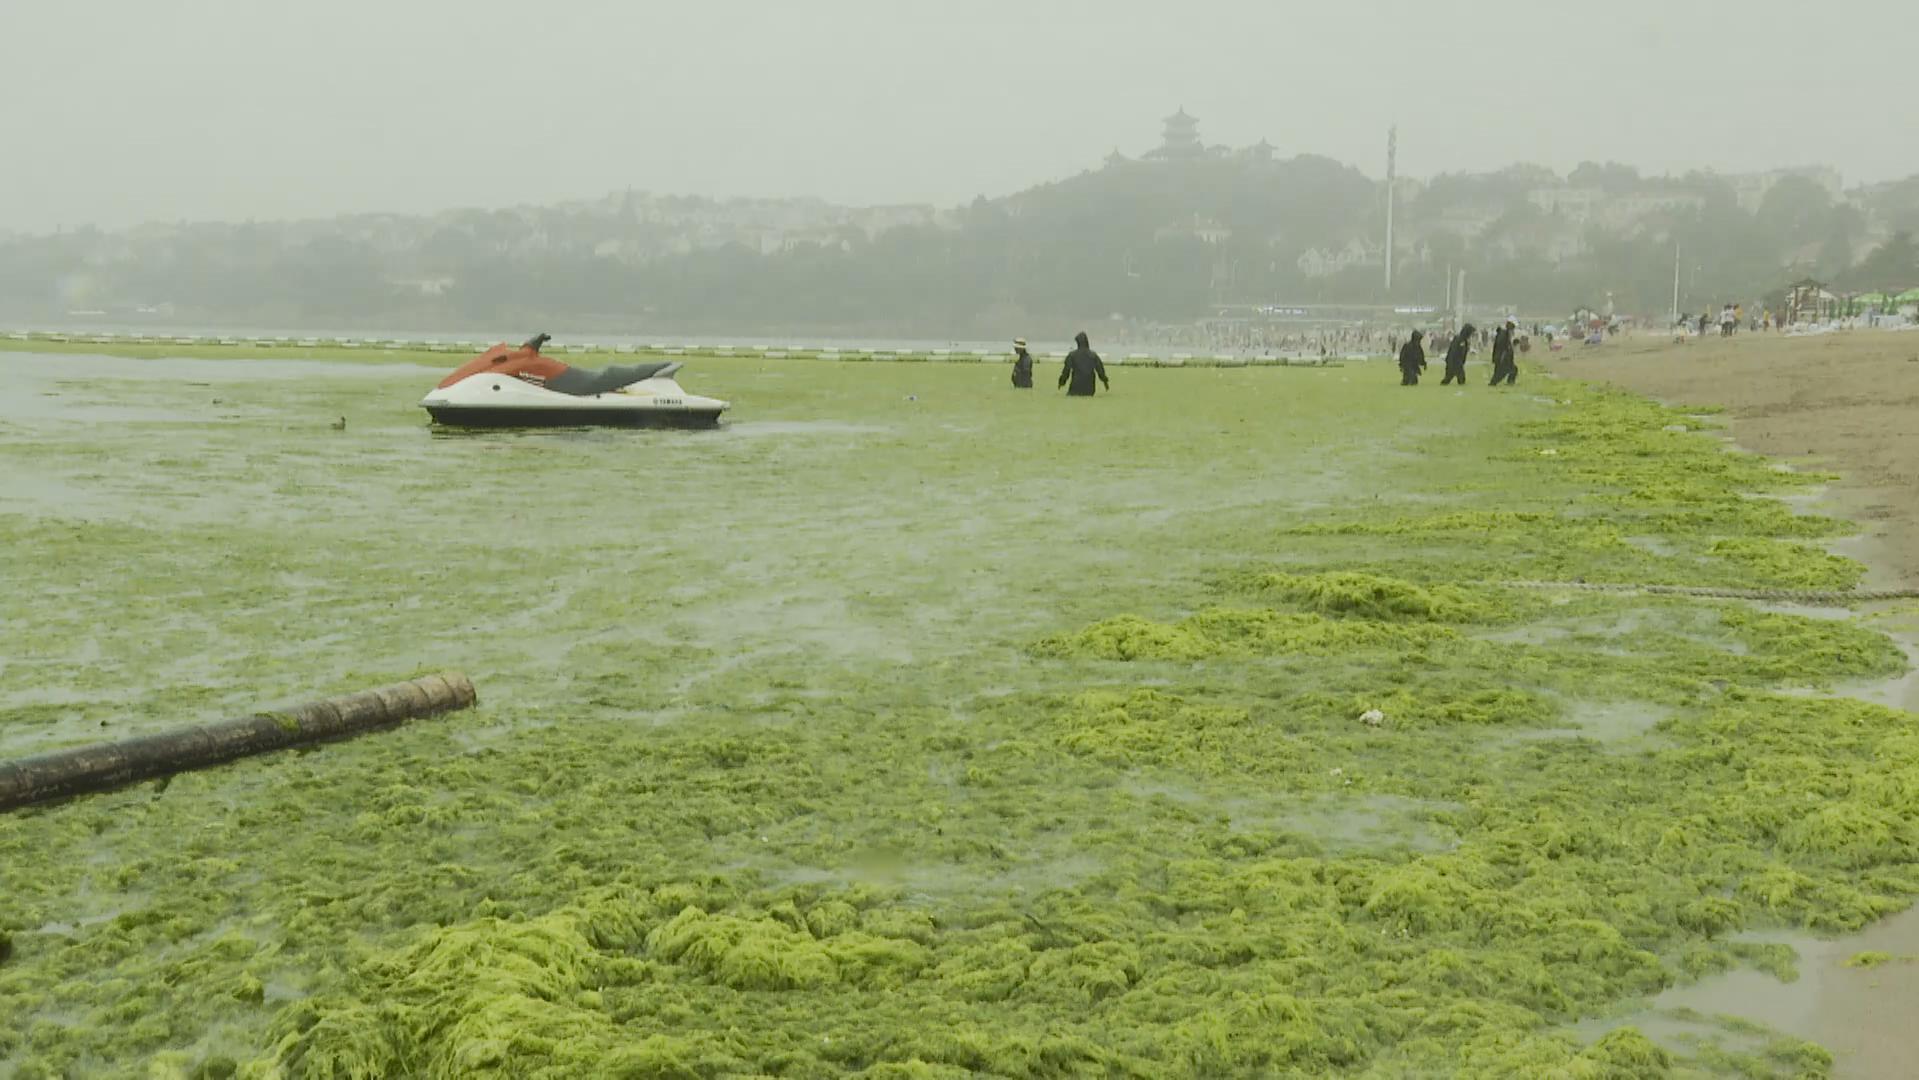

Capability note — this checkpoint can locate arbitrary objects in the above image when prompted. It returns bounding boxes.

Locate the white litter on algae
[0,353,1910,1077]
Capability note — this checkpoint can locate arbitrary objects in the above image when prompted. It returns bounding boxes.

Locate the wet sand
[1546,330,1919,590]
[1552,330,1919,1079]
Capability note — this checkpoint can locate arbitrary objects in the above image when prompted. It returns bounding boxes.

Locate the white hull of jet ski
[421,372,729,428]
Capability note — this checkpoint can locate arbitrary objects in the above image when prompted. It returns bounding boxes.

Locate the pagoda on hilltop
[1145,107,1205,161]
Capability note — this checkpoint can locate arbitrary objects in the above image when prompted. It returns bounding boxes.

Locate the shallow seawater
[1494,699,1673,749]
[1577,906,1919,1078]
[1,350,1915,1077]
[716,419,895,438]
[1125,779,1461,853]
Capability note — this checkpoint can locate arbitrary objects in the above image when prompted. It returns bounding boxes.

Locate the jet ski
[420,333,729,428]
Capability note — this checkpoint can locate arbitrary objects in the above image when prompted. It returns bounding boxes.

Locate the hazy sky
[6,0,1912,232]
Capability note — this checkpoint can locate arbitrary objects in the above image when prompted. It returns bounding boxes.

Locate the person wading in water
[1058,331,1110,397]
[1398,330,1427,386]
[1010,339,1034,388]
[1488,318,1518,386]
[1441,324,1474,386]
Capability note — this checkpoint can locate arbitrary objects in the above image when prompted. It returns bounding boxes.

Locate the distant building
[1128,109,1283,168]
[1297,239,1382,278]
[752,229,785,256]
[1145,108,1206,161]
[1155,214,1233,245]
[1522,186,1703,233]
[1485,220,1588,262]
[1785,277,1839,323]
[1599,192,1705,231]
[1428,204,1503,241]
[1526,187,1606,223]
[388,276,454,296]
[1732,167,1844,213]
[849,204,935,239]
[780,228,852,254]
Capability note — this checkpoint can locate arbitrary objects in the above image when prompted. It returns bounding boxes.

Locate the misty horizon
[1,145,1875,237]
[7,0,1915,233]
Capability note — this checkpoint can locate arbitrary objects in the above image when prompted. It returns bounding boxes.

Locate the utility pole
[1670,241,1681,329]
[1444,262,1453,314]
[1384,126,1397,295]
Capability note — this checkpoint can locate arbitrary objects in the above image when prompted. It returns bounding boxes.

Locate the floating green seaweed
[0,351,1911,1077]
[1224,570,1501,622]
[1035,609,1459,661]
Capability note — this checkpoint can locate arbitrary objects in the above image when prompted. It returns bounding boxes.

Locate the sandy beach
[1547,330,1919,590]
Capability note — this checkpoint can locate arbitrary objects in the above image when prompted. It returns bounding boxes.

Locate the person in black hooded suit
[1441,324,1474,385]
[1058,331,1110,397]
[1397,331,1427,386]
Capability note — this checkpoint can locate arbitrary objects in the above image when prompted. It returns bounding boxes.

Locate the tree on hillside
[1847,231,1918,291]
[1860,178,1919,235]
[1568,161,1642,194]
[1816,204,1863,279]
[1754,176,1833,249]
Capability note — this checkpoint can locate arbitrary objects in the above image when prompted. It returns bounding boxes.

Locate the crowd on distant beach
[1675,303,1785,337]
[1115,322,1399,358]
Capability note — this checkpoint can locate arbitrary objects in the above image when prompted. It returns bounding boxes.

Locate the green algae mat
[1,350,1914,1078]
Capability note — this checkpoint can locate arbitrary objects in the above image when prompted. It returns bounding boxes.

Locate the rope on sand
[1492,581,1919,604]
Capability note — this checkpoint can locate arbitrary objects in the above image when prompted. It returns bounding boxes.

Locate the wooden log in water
[0,672,476,812]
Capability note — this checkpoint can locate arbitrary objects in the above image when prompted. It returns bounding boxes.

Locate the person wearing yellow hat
[1010,339,1034,388]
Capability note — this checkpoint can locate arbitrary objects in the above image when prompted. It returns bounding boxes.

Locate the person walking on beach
[1059,331,1110,397]
[1489,318,1518,386]
[1010,339,1034,388]
[1441,324,1474,385]
[1398,330,1427,385]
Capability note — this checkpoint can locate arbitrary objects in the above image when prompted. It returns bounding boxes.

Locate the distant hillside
[4,127,1917,333]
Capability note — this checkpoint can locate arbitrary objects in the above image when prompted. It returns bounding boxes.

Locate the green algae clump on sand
[1844,950,1895,968]
[1706,537,1866,591]
[1047,689,1259,768]
[1228,570,1498,622]
[1575,1026,1674,1074]
[268,902,747,1078]
[1030,614,1217,662]
[1035,609,1457,661]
